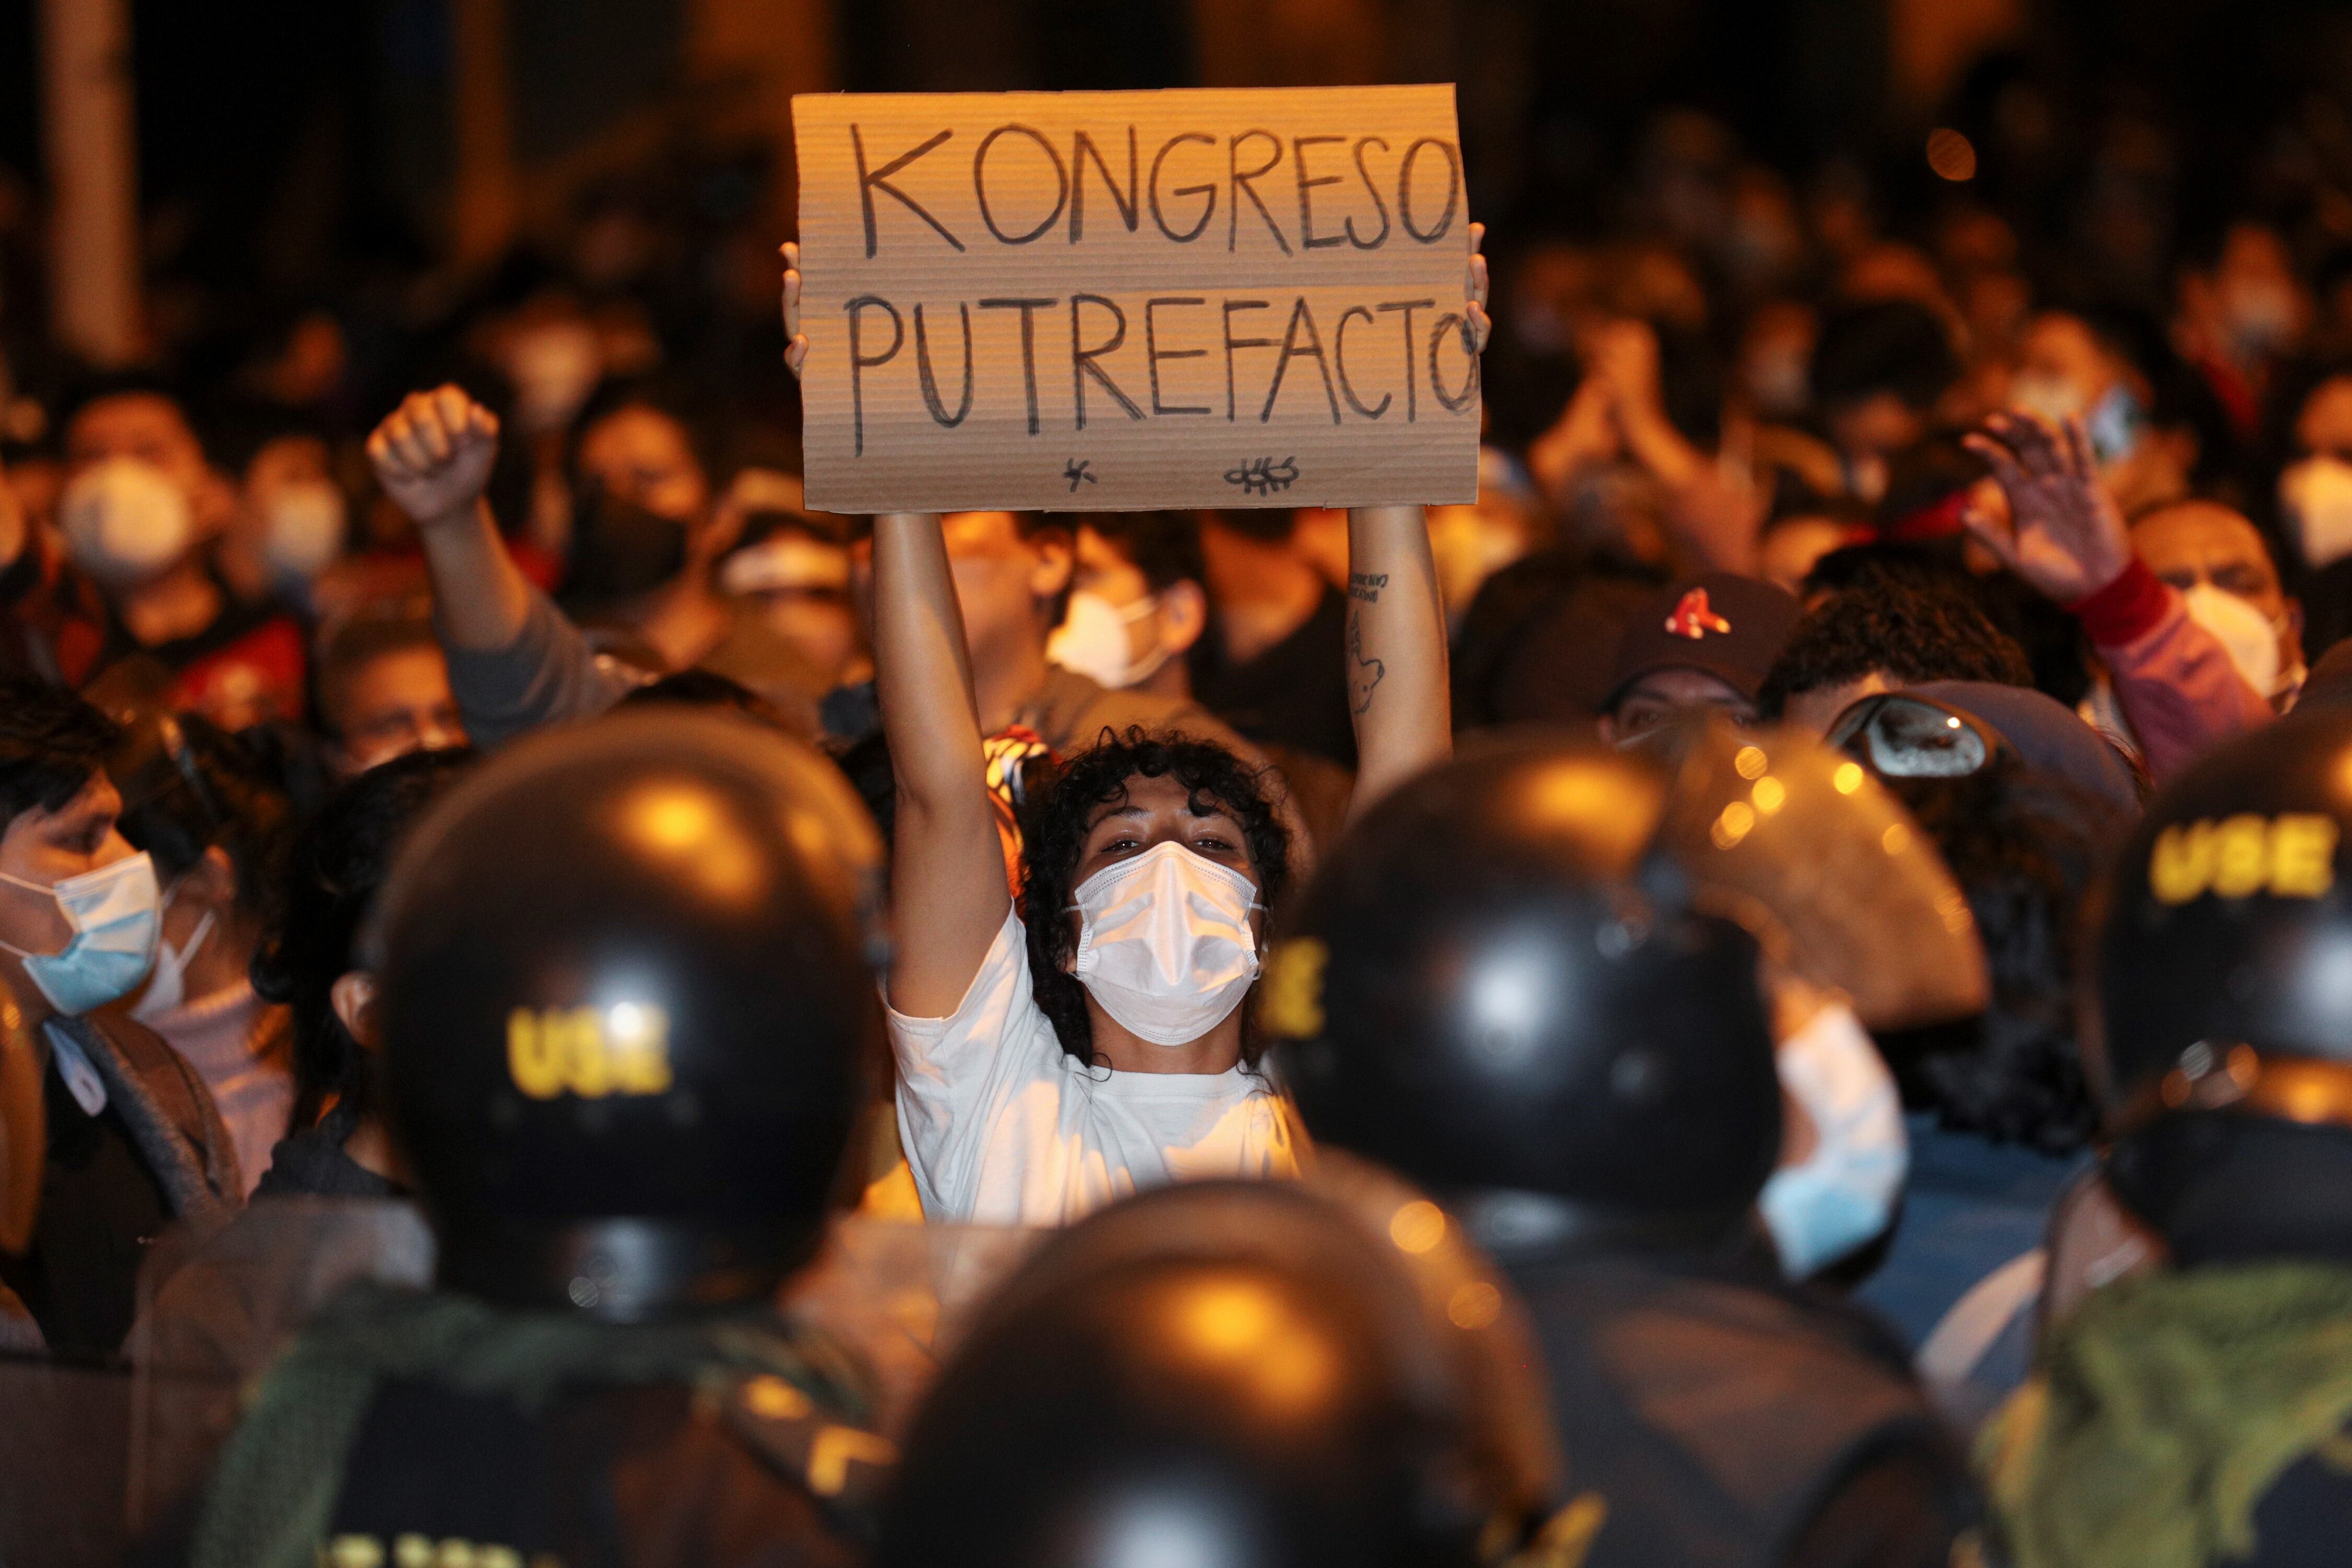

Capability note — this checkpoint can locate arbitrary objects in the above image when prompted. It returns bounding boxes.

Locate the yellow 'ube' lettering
[506,1006,673,1099]
[2149,814,2337,905]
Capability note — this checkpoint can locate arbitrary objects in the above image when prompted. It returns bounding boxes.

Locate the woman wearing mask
[112,711,296,1197]
[780,238,1482,1225]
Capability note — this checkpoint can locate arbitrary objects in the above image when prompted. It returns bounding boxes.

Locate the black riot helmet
[376,708,886,1320]
[875,1180,1549,1568]
[1267,737,1783,1252]
[2094,709,2352,1264]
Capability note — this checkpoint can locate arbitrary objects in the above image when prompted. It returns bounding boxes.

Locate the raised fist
[367,385,501,527]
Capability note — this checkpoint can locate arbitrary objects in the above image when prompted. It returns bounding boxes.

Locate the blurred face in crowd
[2294,376,2352,458]
[577,405,709,526]
[329,644,466,777]
[66,393,234,535]
[2186,223,2308,364]
[1064,524,1207,695]
[735,526,866,685]
[0,771,135,1014]
[1601,667,1755,743]
[944,511,1073,676]
[2132,501,2302,678]
[2011,314,2119,423]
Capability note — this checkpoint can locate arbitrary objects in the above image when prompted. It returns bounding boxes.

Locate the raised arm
[872,512,1013,1014]
[366,386,532,652]
[1344,506,1451,818]
[1341,224,1488,821]
[782,243,1008,1014]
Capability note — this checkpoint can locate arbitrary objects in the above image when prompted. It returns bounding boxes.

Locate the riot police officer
[1267,735,1974,1568]
[1985,710,2352,1565]
[874,1178,1553,1568]
[186,708,895,1568]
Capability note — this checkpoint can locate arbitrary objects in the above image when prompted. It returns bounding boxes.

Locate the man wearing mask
[2008,307,2195,517]
[2129,500,2304,709]
[0,383,309,730]
[0,678,238,1357]
[557,382,828,729]
[2175,221,2308,458]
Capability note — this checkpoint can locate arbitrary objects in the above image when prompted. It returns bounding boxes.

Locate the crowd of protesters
[4,79,2352,1568]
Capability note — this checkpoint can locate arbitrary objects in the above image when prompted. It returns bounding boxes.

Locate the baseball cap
[1604,572,1802,712]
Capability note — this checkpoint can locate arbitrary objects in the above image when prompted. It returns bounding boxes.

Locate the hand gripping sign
[792,86,1479,512]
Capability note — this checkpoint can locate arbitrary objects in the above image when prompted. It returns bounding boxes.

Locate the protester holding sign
[780,223,1482,1224]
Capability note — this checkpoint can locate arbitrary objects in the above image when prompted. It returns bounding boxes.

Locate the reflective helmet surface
[2094,710,2352,1251]
[1269,740,1781,1241]
[875,1181,1543,1568]
[378,709,886,1319]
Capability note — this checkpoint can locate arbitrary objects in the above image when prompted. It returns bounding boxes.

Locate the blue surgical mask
[1759,1000,1908,1278]
[0,853,162,1016]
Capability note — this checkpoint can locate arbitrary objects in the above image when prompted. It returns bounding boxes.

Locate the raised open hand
[780,240,808,381]
[367,385,500,527]
[1962,410,2131,604]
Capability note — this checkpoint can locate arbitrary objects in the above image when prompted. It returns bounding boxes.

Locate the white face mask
[1069,840,1261,1047]
[130,879,216,1024]
[2183,581,2286,697]
[259,477,347,581]
[1759,1000,1908,1278]
[60,458,193,587]
[2281,455,2352,571]
[1048,590,1169,691]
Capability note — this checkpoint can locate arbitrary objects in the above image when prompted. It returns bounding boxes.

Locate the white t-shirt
[887,909,1299,1225]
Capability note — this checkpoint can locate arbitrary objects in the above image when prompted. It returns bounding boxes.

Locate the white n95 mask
[1759,1000,1907,1278]
[2281,455,2352,572]
[1069,840,1261,1047]
[1048,590,1169,691]
[2183,582,2285,697]
[60,458,193,587]
[0,852,162,1016]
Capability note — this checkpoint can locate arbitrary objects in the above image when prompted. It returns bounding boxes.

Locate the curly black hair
[1875,757,2118,1153]
[1016,730,1290,1068]
[1757,572,2033,719]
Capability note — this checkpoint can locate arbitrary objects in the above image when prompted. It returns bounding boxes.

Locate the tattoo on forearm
[1347,571,1388,604]
[1346,610,1386,716]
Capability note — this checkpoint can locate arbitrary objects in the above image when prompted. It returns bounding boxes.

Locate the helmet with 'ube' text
[376,708,886,1319]
[2094,709,2352,1263]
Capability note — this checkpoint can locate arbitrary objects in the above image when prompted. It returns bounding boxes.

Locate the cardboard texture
[793,86,1477,513]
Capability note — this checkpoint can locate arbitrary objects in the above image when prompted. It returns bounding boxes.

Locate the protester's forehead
[67,392,199,460]
[580,402,697,467]
[1621,666,1749,707]
[1088,771,1241,825]
[15,769,119,837]
[2019,313,2106,377]
[2132,501,2274,571]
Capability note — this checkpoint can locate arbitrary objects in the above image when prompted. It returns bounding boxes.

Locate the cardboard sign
[792,86,1477,513]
